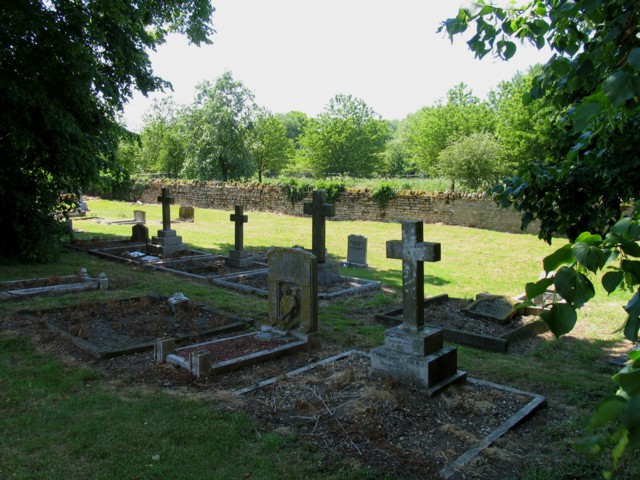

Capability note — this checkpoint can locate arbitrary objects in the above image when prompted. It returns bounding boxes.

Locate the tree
[138,97,187,177]
[181,72,257,181]
[249,109,293,182]
[404,83,495,175]
[1,0,214,261]
[488,66,557,172]
[277,111,309,149]
[298,94,390,177]
[442,1,640,473]
[438,132,506,191]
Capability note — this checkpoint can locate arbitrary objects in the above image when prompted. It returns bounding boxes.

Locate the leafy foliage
[277,177,314,205]
[0,0,213,261]
[248,109,293,182]
[442,0,640,471]
[371,183,398,210]
[298,94,390,177]
[437,132,506,191]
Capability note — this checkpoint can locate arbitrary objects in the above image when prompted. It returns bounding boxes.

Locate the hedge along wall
[137,180,536,234]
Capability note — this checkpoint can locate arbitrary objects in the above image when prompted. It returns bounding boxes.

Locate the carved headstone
[179,205,194,222]
[133,210,146,224]
[465,294,516,324]
[347,234,368,267]
[267,248,319,348]
[131,223,149,244]
[370,221,466,394]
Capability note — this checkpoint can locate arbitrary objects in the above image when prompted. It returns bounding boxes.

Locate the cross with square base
[157,187,174,232]
[230,205,248,251]
[303,190,335,264]
[386,221,441,331]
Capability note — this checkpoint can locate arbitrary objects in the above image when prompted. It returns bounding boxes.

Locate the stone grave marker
[465,294,516,324]
[267,247,319,348]
[148,187,187,257]
[370,221,466,394]
[179,205,194,222]
[133,210,146,224]
[225,205,252,268]
[303,190,335,264]
[303,190,340,284]
[131,223,149,244]
[346,234,368,267]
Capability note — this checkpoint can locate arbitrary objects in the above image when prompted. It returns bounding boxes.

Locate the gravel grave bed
[224,271,368,295]
[175,333,290,362]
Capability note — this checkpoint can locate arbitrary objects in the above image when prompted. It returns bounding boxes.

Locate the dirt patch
[30,296,251,356]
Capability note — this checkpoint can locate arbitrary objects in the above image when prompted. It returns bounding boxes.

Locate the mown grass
[0,198,637,479]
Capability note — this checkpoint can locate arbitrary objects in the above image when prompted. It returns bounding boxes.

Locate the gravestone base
[317,259,341,286]
[225,250,253,268]
[148,229,187,257]
[370,325,466,395]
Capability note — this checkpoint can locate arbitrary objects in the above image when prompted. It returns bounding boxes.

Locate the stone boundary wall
[137,180,535,234]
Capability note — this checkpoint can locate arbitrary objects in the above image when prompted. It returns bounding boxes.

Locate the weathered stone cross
[157,187,175,232]
[230,205,248,251]
[386,221,441,331]
[303,190,335,264]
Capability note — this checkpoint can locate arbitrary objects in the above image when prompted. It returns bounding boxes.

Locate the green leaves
[554,267,595,308]
[541,303,577,337]
[603,71,640,107]
[543,244,574,272]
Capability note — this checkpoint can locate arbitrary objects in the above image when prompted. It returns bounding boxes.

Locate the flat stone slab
[212,270,381,299]
[23,295,253,358]
[375,295,549,353]
[232,350,546,479]
[465,294,517,324]
[0,269,108,301]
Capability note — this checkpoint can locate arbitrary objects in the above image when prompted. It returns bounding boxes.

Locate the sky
[122,0,551,131]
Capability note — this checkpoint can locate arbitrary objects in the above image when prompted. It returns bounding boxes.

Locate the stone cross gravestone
[267,248,319,348]
[386,221,441,331]
[225,205,252,268]
[148,187,187,257]
[370,221,466,394]
[303,190,335,264]
[347,234,368,267]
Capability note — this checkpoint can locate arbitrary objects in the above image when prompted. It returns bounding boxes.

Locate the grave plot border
[149,255,268,283]
[232,350,546,480]
[0,269,108,301]
[22,294,253,359]
[212,270,381,299]
[374,294,549,353]
[164,331,309,377]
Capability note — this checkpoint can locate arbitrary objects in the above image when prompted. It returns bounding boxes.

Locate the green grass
[0,198,638,479]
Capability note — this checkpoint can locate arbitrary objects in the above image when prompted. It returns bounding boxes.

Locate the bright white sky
[122,0,550,131]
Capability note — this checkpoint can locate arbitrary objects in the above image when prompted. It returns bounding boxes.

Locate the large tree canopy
[1,0,214,261]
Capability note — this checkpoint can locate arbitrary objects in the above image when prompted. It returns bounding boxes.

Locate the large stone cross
[157,187,175,232]
[230,205,248,251]
[303,190,335,264]
[386,221,441,331]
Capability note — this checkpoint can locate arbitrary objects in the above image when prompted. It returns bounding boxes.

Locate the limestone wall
[137,180,534,234]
